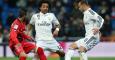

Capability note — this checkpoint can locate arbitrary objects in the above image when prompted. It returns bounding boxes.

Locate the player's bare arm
[27,24,33,31]
[53,24,61,36]
[27,24,33,36]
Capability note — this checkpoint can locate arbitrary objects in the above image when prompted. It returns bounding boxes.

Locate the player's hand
[53,30,59,37]
[92,28,99,35]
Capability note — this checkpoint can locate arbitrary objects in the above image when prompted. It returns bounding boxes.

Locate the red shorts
[9,41,36,56]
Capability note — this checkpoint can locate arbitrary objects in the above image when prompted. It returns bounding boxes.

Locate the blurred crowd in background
[0,0,115,43]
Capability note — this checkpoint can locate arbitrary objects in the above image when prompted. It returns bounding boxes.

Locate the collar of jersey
[83,8,91,14]
[40,12,48,16]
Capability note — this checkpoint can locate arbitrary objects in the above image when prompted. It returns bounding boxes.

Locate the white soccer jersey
[30,12,59,40]
[74,8,104,50]
[83,8,104,36]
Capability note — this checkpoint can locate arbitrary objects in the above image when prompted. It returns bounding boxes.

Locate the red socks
[19,56,26,60]
[19,47,47,60]
[37,47,47,60]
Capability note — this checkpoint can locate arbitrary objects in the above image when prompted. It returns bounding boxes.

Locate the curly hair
[38,0,51,11]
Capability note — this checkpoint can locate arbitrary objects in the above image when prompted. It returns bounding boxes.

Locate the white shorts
[36,39,63,52]
[75,35,100,51]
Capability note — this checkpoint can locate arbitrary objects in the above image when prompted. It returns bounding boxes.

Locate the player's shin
[37,47,47,60]
[79,51,88,60]
[65,49,74,60]
[56,50,65,60]
[18,48,27,60]
[78,51,83,60]
[32,54,39,60]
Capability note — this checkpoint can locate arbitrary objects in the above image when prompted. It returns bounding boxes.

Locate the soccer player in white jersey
[65,0,104,60]
[28,0,65,60]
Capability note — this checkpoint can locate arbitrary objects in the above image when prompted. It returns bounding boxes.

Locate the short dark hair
[74,0,88,5]
[38,0,51,10]
[19,8,27,18]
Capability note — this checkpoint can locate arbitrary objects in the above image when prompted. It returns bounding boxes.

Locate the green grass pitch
[0,57,115,60]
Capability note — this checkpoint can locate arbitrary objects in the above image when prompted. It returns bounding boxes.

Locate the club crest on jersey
[14,24,18,29]
[38,21,50,26]
[37,15,40,19]
[48,17,51,21]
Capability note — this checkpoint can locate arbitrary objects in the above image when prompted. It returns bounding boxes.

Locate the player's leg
[36,47,47,60]
[22,41,47,60]
[14,43,27,60]
[9,39,27,60]
[32,53,39,60]
[78,46,87,60]
[33,40,47,60]
[65,42,78,60]
[77,35,99,60]
[32,47,47,60]
[47,40,65,60]
[19,51,27,60]
[21,41,37,60]
[55,50,65,60]
[81,35,100,60]
[22,41,36,53]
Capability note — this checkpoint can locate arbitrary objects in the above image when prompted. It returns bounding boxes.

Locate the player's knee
[56,50,65,57]
[60,52,65,57]
[15,43,21,49]
[37,47,44,55]
[59,52,65,57]
[79,46,87,52]
[70,43,78,49]
[19,52,27,57]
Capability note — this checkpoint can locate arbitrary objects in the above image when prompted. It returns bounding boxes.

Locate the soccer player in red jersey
[9,8,47,60]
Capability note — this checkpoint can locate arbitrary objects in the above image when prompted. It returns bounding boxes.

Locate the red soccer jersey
[9,18,31,46]
[9,18,36,56]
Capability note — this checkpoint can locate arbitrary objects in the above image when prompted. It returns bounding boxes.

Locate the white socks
[79,52,88,60]
[65,49,88,60]
[65,49,74,60]
[32,55,39,60]
[32,57,38,60]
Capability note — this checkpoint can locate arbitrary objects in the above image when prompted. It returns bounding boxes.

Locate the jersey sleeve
[96,15,104,29]
[52,13,60,26]
[88,9,104,29]
[11,22,19,32]
[30,15,35,25]
[92,14,104,29]
[10,28,19,44]
[10,22,20,43]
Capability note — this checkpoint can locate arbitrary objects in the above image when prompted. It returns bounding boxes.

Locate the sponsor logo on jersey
[38,21,50,26]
